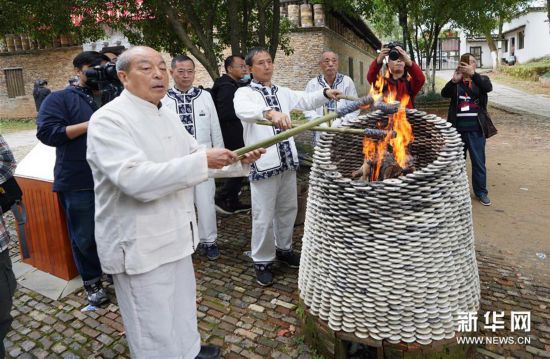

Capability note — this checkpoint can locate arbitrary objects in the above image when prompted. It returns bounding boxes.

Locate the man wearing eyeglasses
[162,55,225,261]
[304,51,359,134]
[211,55,252,215]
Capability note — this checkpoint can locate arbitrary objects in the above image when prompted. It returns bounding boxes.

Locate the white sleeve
[234,87,266,123]
[303,79,321,120]
[289,88,327,112]
[87,110,208,203]
[206,93,225,148]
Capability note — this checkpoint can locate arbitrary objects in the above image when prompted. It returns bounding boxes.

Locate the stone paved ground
[2,131,549,358]
[3,208,550,359]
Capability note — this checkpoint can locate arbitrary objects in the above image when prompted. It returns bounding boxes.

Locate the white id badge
[461,105,470,112]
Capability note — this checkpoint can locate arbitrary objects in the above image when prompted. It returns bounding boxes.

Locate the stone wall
[190,27,377,96]
[0,47,82,118]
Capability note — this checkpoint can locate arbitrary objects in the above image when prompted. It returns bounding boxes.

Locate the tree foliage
[0,0,292,79]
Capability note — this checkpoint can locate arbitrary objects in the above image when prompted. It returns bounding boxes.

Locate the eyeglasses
[232,65,247,69]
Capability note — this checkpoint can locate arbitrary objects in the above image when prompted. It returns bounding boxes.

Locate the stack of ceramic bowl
[298,110,480,345]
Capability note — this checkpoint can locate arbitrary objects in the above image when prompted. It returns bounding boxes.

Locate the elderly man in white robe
[304,51,359,136]
[86,46,264,359]
[234,47,342,287]
[162,55,224,261]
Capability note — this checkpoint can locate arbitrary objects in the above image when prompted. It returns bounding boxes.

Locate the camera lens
[389,49,400,61]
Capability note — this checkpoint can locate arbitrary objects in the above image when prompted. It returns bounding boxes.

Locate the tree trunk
[547,0,550,35]
[257,0,267,47]
[228,0,241,54]
[161,3,220,79]
[269,0,280,61]
[484,30,498,70]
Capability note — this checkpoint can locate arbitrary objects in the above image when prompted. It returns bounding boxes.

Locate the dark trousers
[0,249,16,359]
[217,177,245,204]
[460,130,488,197]
[58,190,102,285]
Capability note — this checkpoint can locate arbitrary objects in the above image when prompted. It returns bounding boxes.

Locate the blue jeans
[58,190,102,285]
[460,130,488,197]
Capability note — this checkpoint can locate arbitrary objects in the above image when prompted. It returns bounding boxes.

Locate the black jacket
[210,74,244,150]
[36,87,97,192]
[441,72,493,136]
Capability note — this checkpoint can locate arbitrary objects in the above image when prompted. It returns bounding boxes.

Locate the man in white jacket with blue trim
[162,55,224,260]
[234,47,341,286]
[304,51,359,134]
[86,46,264,359]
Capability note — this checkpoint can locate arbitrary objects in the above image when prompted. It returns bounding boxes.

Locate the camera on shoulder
[84,63,123,105]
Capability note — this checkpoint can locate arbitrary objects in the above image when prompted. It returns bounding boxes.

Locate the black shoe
[254,263,274,286]
[204,243,220,260]
[276,249,300,268]
[195,344,221,359]
[84,282,109,306]
[477,194,491,206]
[215,198,236,215]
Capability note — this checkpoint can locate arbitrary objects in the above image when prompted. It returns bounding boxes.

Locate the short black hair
[224,54,245,72]
[73,51,109,69]
[171,54,194,69]
[245,47,270,66]
[101,46,126,56]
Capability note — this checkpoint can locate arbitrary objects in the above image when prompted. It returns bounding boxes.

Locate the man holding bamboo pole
[234,47,341,286]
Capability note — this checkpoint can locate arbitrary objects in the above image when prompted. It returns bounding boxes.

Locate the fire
[361,72,414,181]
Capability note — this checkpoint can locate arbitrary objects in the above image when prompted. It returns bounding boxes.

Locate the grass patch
[500,56,550,80]
[0,118,36,133]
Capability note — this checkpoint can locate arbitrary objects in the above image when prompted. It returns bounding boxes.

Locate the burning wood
[354,72,415,181]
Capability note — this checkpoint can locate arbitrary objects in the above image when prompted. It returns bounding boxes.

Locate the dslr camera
[383,42,402,61]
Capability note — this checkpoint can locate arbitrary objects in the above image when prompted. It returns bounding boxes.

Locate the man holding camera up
[36,51,112,307]
[367,43,425,109]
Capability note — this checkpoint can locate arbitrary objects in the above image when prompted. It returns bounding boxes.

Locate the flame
[361,72,414,181]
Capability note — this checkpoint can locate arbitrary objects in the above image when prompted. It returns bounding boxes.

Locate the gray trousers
[250,170,297,263]
[113,256,200,359]
[0,249,16,359]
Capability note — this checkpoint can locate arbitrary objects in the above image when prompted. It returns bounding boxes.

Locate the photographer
[36,51,113,307]
[367,43,425,109]
[441,53,493,206]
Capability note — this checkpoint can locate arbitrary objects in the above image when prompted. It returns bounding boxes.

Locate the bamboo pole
[235,96,399,157]
[255,120,365,135]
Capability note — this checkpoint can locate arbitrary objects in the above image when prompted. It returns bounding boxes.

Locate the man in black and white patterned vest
[234,47,342,286]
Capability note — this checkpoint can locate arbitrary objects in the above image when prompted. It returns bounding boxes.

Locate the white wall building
[458,1,549,67]
[500,5,550,64]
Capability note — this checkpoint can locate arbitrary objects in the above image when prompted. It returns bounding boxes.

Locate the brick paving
[2,134,549,358]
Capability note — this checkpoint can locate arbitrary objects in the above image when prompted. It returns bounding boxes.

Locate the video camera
[85,62,119,84]
[84,63,123,105]
[383,42,402,61]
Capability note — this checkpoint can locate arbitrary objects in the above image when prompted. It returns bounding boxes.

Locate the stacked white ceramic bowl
[298,110,480,344]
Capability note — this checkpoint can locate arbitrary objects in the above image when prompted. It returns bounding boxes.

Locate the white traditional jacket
[234,81,327,181]
[303,73,360,124]
[87,90,247,275]
[162,86,224,148]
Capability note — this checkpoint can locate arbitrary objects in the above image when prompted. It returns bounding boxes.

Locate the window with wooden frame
[348,57,354,80]
[3,68,25,98]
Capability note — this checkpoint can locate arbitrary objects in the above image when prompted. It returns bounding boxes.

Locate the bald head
[116,46,169,105]
[319,51,339,81]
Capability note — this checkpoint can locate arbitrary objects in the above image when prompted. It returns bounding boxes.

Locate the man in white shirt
[162,55,224,260]
[234,47,341,286]
[303,51,359,132]
[86,46,264,359]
